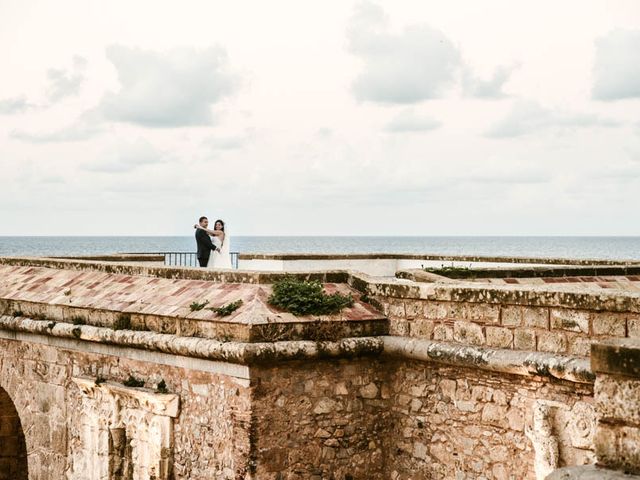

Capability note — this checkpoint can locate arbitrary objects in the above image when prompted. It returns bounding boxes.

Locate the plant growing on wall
[189,300,210,312]
[268,277,353,316]
[209,299,243,316]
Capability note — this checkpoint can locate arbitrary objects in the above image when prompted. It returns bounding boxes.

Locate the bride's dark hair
[214,219,225,231]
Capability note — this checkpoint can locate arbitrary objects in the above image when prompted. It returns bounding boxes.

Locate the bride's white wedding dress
[207,231,233,269]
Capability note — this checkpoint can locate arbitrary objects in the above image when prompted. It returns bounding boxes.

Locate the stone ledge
[547,465,640,479]
[0,315,384,365]
[72,377,180,417]
[382,335,594,384]
[592,339,640,378]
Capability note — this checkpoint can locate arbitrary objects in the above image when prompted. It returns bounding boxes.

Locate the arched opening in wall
[0,386,28,480]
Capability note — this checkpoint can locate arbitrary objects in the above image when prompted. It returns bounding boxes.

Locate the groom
[195,216,218,267]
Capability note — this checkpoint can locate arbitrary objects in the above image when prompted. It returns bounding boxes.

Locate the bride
[195,219,233,269]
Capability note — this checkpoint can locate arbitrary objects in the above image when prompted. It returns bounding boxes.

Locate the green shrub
[268,277,353,316]
[123,375,144,388]
[189,300,209,312]
[210,299,243,316]
[156,379,168,394]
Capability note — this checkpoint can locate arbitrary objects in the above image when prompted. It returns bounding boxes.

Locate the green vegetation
[12,310,23,317]
[156,380,168,394]
[189,300,210,312]
[123,375,144,388]
[71,327,82,338]
[113,313,132,330]
[268,277,354,316]
[95,375,106,385]
[210,299,243,316]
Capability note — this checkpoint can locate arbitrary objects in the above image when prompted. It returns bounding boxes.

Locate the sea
[0,236,639,261]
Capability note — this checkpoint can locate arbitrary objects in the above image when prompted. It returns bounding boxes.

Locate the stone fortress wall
[0,254,639,479]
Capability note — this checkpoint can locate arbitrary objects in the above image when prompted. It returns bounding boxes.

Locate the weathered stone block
[595,423,640,474]
[409,319,434,339]
[550,309,589,333]
[501,306,522,327]
[592,314,626,337]
[628,316,640,339]
[433,324,453,342]
[424,302,450,320]
[537,331,568,353]
[568,335,593,357]
[595,376,640,425]
[485,326,513,348]
[514,328,536,351]
[404,301,424,319]
[523,307,550,329]
[592,338,640,378]
[462,303,500,324]
[453,321,485,346]
[389,319,409,336]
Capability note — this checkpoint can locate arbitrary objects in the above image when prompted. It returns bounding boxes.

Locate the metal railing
[162,252,239,269]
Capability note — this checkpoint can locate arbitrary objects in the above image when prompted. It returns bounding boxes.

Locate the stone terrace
[1,254,640,479]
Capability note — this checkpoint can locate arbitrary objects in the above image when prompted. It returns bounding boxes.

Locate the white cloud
[82,138,167,173]
[593,30,640,100]
[46,55,87,102]
[99,45,240,127]
[11,110,103,143]
[462,64,517,99]
[347,2,460,104]
[0,95,31,114]
[485,101,620,138]
[384,109,441,132]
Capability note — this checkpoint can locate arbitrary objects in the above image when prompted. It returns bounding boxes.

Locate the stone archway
[0,386,28,480]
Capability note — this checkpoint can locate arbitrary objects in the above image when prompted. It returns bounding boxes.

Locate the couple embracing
[194,217,232,269]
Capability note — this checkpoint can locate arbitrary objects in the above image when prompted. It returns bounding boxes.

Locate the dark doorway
[0,387,28,480]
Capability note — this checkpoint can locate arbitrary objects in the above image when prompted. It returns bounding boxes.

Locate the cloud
[593,30,640,100]
[82,138,167,173]
[347,2,460,104]
[485,101,620,138]
[203,134,250,151]
[11,110,103,143]
[0,95,31,114]
[46,55,87,102]
[99,45,240,127]
[462,64,518,99]
[384,109,441,132]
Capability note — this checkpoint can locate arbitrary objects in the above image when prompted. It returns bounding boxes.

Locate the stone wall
[384,361,595,480]
[0,337,253,480]
[376,296,640,357]
[251,358,388,480]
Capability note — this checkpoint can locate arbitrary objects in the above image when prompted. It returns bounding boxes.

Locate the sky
[1,0,639,236]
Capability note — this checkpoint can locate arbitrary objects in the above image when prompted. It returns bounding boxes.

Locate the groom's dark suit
[195,228,217,267]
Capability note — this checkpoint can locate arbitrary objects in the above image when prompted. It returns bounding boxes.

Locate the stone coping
[382,335,594,384]
[3,256,640,313]
[236,252,640,266]
[591,338,640,378]
[398,265,640,280]
[0,315,595,382]
[0,315,383,365]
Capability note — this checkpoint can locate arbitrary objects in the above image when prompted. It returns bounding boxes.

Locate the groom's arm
[197,229,217,251]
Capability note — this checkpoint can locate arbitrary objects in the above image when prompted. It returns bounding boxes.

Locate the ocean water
[0,236,639,260]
